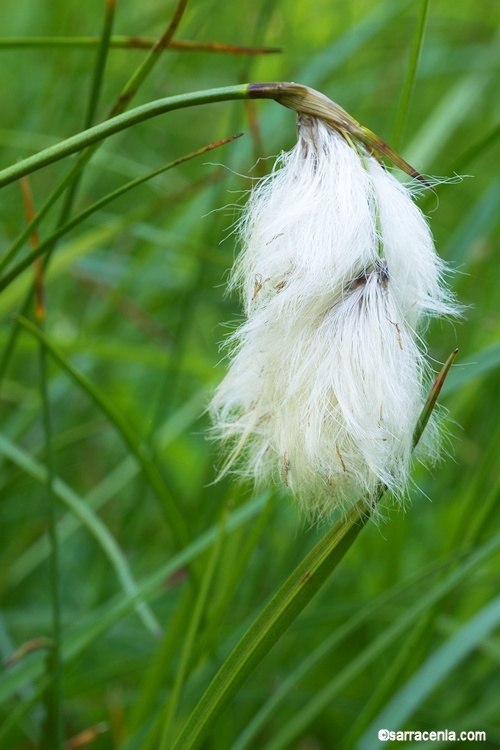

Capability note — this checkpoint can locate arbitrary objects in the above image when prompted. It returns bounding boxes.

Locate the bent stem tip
[413,348,459,449]
[249,81,431,186]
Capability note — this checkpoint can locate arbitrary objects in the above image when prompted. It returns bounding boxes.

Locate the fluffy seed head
[210,114,459,520]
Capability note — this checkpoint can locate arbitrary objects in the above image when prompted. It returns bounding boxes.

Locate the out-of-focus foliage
[0,1,498,748]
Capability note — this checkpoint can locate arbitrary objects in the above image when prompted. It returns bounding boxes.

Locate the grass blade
[19,175,64,749]
[7,457,137,588]
[0,433,160,637]
[0,36,282,55]
[84,0,117,129]
[0,133,243,290]
[172,501,371,750]
[0,0,192,390]
[260,535,500,750]
[405,32,499,167]
[392,0,431,150]
[230,548,466,750]
[52,0,117,234]
[14,315,190,549]
[39,327,63,750]
[358,597,500,749]
[107,0,189,117]
[0,496,269,706]
[170,354,458,750]
[159,512,227,748]
[0,86,251,187]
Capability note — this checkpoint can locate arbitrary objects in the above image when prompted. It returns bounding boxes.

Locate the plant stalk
[171,352,457,750]
[0,83,428,190]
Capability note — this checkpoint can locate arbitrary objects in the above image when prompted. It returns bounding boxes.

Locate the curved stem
[0,135,242,292]
[170,353,457,750]
[0,85,254,188]
[0,81,425,189]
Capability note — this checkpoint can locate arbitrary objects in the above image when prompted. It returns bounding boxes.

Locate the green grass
[0,1,499,748]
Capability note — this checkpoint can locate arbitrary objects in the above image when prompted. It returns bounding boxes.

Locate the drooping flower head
[210,86,459,520]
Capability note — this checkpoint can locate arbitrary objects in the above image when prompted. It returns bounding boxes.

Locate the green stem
[39,334,64,749]
[171,353,457,750]
[392,0,431,150]
[130,587,197,734]
[107,0,189,117]
[0,292,31,384]
[0,166,87,276]
[0,36,282,54]
[0,0,115,397]
[413,348,458,449]
[84,0,116,129]
[0,0,187,270]
[15,316,190,551]
[0,1,192,387]
[172,501,372,750]
[48,0,117,283]
[0,134,242,293]
[196,494,276,659]
[0,85,252,188]
[160,511,227,749]
[0,431,161,635]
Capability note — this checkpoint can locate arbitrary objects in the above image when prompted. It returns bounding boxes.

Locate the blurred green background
[0,0,499,748]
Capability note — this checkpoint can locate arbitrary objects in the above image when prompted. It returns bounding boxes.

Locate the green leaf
[0,134,243,288]
[169,354,457,749]
[259,535,500,750]
[442,342,500,396]
[0,86,251,188]
[405,33,499,167]
[172,501,372,750]
[0,495,268,705]
[15,315,190,550]
[0,432,160,637]
[392,0,431,150]
[358,596,500,750]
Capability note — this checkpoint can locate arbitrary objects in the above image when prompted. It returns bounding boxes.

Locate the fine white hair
[210,116,459,520]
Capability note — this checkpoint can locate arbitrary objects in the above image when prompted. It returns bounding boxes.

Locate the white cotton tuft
[210,115,459,520]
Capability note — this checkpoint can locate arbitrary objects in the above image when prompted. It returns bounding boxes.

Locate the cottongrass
[210,115,459,520]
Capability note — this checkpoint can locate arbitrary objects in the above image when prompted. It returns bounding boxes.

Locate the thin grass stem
[171,354,457,750]
[0,0,190,387]
[19,176,63,748]
[230,548,470,750]
[0,86,252,188]
[392,0,431,150]
[107,0,189,117]
[54,0,117,226]
[0,496,268,707]
[84,0,117,129]
[0,36,282,55]
[39,337,64,750]
[0,134,243,293]
[260,536,500,750]
[196,495,276,657]
[14,315,190,550]
[130,587,197,734]
[0,433,161,635]
[159,511,227,749]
